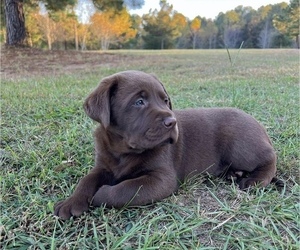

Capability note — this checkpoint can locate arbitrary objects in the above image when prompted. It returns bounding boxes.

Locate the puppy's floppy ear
[84,75,118,128]
[160,82,172,110]
[149,73,173,110]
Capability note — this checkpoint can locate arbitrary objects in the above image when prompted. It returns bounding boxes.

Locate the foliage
[90,9,137,50]
[190,17,201,32]
[273,0,300,48]
[190,17,201,49]
[40,0,76,12]
[214,3,294,49]
[2,0,76,46]
[26,6,77,49]
[142,1,187,49]
[51,10,79,49]
[25,7,43,47]
[2,0,297,49]
[92,0,144,11]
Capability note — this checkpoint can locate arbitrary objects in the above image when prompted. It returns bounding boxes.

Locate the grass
[1,49,299,249]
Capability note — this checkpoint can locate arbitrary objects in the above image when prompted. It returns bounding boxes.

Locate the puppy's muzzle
[163,116,178,145]
[163,117,177,129]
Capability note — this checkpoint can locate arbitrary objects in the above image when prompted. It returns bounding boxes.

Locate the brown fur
[54,70,277,220]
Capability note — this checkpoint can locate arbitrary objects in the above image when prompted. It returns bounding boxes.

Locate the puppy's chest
[106,153,147,182]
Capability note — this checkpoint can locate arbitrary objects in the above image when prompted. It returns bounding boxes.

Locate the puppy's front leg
[54,168,113,220]
[92,170,178,208]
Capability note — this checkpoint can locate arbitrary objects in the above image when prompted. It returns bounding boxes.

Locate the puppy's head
[84,70,178,153]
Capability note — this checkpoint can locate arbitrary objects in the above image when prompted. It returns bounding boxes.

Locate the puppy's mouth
[128,147,146,154]
[164,137,175,144]
[128,137,174,153]
[128,127,178,153]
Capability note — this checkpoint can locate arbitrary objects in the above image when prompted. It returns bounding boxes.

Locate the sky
[130,0,289,19]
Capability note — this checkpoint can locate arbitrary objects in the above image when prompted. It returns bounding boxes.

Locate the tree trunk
[74,22,79,51]
[27,32,33,47]
[192,33,196,49]
[46,16,52,50]
[296,35,299,49]
[80,33,87,51]
[4,0,26,46]
[208,36,212,49]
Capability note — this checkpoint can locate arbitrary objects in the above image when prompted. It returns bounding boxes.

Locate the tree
[4,0,297,49]
[273,0,299,48]
[0,1,5,43]
[190,17,201,49]
[170,12,187,48]
[35,12,56,49]
[3,0,75,46]
[142,2,173,49]
[258,19,274,48]
[142,1,187,49]
[52,10,79,50]
[121,14,144,49]
[4,0,26,45]
[257,5,274,48]
[90,9,136,50]
[92,0,144,11]
[77,23,91,50]
[239,4,289,48]
[26,6,43,47]
[223,10,243,48]
[202,19,218,49]
[215,7,250,48]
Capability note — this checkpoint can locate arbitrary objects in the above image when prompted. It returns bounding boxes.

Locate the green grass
[1,49,299,249]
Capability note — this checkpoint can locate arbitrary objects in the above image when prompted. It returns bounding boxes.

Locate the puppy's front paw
[54,196,89,220]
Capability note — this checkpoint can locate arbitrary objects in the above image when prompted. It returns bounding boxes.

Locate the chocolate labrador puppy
[54,70,278,220]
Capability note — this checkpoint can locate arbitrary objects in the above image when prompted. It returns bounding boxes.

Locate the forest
[2,0,299,50]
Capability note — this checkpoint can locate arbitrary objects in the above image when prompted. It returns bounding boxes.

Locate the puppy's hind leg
[238,154,277,190]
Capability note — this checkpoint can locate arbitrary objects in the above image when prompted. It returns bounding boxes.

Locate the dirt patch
[1,47,129,80]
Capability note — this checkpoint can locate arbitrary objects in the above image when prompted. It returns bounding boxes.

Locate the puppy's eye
[135,99,145,106]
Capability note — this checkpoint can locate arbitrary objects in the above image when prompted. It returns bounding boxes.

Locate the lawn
[1,48,299,249]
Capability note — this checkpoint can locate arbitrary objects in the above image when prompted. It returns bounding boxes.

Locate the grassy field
[1,49,299,249]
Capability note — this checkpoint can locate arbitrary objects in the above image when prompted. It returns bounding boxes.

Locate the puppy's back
[173,108,274,178]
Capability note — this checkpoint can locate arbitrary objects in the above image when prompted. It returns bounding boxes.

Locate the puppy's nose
[163,117,177,128]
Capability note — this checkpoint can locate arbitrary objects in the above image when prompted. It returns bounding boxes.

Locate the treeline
[1,0,299,50]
